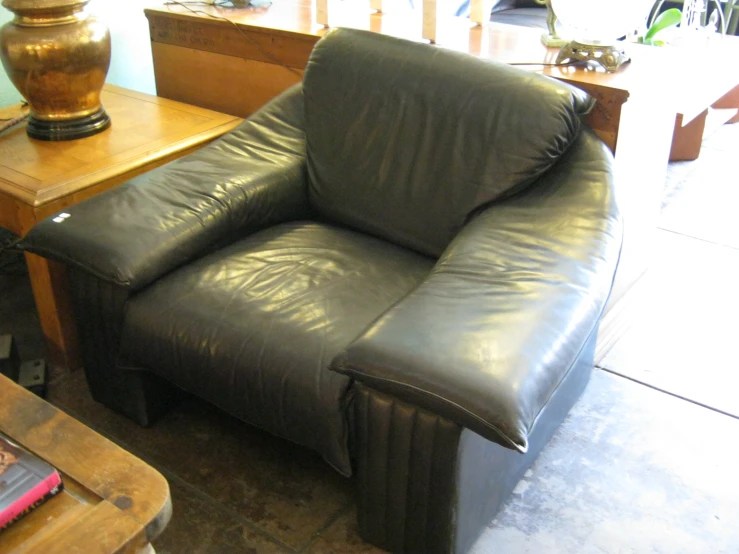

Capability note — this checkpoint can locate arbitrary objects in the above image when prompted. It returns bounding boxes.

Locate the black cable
[0,235,24,277]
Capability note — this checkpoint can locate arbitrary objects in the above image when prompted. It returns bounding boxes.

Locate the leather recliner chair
[23,28,622,553]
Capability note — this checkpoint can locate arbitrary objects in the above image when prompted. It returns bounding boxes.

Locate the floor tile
[471,369,739,554]
[600,229,739,417]
[701,117,739,152]
[48,371,353,550]
[153,478,291,554]
[659,131,739,249]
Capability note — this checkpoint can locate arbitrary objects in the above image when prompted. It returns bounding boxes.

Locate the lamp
[550,0,656,71]
[0,0,111,141]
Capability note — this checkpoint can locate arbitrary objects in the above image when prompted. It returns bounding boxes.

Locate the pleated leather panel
[70,268,128,399]
[69,269,177,426]
[354,384,462,553]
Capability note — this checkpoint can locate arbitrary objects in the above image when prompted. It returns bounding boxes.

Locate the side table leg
[24,252,81,370]
[669,110,709,162]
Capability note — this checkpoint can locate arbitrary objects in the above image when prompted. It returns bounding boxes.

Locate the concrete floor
[2,2,739,552]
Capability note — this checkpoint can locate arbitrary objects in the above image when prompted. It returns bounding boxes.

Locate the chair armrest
[22,85,311,291]
[331,130,622,452]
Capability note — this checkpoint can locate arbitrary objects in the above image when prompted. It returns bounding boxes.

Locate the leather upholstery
[120,221,433,475]
[22,27,622,553]
[304,30,593,258]
[23,85,310,291]
[332,129,621,453]
[353,326,594,553]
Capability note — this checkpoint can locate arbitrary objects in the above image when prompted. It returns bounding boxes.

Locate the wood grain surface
[0,374,171,554]
[0,84,242,207]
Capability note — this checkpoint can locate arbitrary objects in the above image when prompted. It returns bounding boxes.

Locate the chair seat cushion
[119,221,433,475]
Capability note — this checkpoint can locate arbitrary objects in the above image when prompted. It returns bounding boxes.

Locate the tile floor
[2,3,739,552]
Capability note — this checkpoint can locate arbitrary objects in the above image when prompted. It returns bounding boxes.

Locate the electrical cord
[0,103,29,134]
[0,234,24,277]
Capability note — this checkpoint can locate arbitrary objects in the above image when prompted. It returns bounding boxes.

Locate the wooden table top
[0,84,242,208]
[0,374,171,553]
[146,0,739,122]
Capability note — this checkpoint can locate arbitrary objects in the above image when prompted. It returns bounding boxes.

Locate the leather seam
[339,368,525,453]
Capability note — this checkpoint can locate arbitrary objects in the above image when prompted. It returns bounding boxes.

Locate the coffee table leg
[24,252,82,370]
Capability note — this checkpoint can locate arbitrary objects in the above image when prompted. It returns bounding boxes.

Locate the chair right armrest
[332,129,623,452]
[22,84,311,292]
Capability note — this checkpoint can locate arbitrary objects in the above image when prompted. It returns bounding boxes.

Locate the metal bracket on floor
[0,334,47,397]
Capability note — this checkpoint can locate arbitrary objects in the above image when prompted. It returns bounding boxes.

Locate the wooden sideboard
[144,2,739,359]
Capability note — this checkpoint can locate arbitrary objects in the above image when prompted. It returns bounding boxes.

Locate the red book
[0,432,63,532]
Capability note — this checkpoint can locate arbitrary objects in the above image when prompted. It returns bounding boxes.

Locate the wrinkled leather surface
[22,85,310,291]
[304,28,593,257]
[21,28,621,486]
[332,129,622,453]
[120,221,433,476]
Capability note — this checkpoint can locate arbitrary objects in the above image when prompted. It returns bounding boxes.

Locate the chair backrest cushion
[303,28,593,257]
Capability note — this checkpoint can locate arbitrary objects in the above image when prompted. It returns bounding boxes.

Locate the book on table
[0,432,63,532]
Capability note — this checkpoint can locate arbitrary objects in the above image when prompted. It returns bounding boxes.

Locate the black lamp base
[26,108,111,141]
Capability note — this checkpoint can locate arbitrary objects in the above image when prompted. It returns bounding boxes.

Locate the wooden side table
[0,374,171,553]
[0,85,242,370]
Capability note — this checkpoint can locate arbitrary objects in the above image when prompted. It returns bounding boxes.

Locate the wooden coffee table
[0,374,171,553]
[0,85,242,370]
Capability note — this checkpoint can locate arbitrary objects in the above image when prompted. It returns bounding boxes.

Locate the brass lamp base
[26,108,111,142]
[555,41,630,72]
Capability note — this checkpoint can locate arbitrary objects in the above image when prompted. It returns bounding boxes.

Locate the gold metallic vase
[0,0,111,141]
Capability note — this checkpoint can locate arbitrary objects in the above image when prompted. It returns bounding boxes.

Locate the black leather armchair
[23,28,622,553]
